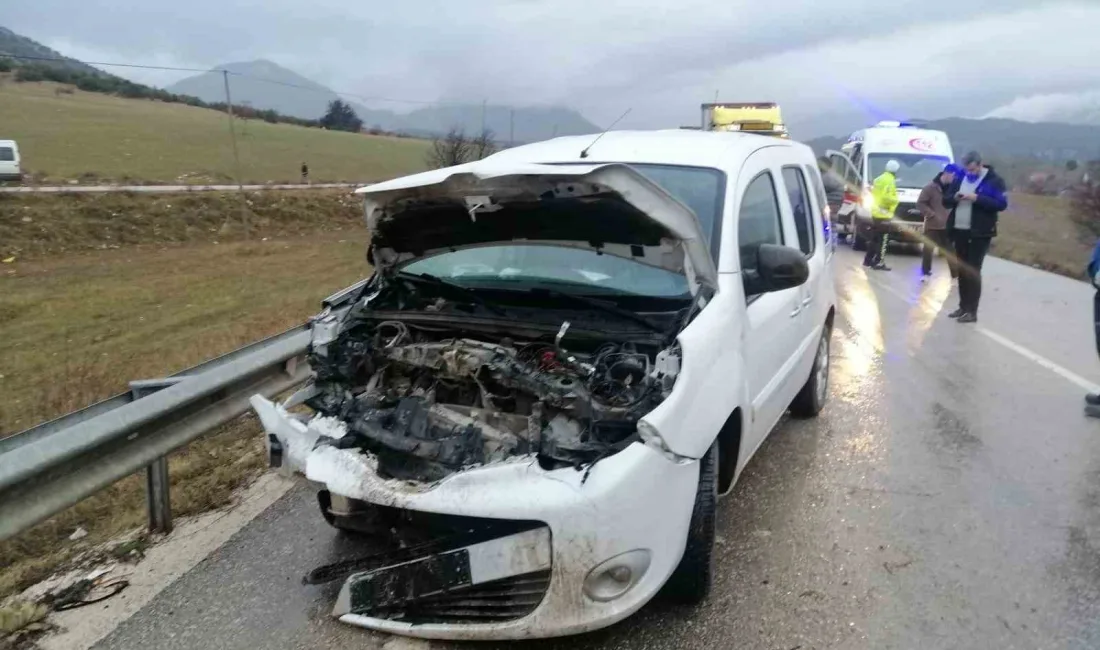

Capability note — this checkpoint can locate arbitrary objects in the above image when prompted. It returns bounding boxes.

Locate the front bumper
[251,396,700,640]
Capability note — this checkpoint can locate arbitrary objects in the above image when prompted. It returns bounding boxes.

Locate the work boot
[1086,394,1100,406]
[957,312,978,324]
[872,264,892,272]
[947,308,965,319]
[1086,404,1100,419]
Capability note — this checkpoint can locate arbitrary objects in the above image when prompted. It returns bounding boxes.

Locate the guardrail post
[146,456,172,534]
[131,378,186,534]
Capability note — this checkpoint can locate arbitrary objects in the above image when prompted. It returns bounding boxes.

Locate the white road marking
[975,326,1100,394]
[857,265,1100,395]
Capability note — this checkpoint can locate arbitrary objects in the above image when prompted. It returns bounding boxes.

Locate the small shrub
[1071,182,1100,237]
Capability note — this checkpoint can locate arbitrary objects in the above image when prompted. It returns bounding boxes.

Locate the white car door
[826,149,862,223]
[737,150,807,454]
[779,164,828,378]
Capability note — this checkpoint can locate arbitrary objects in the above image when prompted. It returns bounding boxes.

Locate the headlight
[861,190,874,208]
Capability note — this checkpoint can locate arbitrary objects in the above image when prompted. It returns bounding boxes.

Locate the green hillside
[0,78,431,184]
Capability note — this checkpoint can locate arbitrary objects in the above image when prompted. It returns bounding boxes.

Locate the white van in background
[827,121,954,250]
[0,140,21,182]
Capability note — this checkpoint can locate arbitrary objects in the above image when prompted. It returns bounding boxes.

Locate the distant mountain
[166,60,599,142]
[806,117,1100,163]
[166,60,372,124]
[0,26,117,79]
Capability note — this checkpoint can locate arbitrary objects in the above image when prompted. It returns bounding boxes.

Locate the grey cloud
[3,0,1097,136]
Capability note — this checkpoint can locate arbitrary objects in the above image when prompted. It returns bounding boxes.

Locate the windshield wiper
[530,288,664,333]
[394,271,509,316]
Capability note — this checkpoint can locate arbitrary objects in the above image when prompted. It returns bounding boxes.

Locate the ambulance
[826,121,954,250]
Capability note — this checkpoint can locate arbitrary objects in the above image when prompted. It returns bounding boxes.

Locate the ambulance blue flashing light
[875,120,922,128]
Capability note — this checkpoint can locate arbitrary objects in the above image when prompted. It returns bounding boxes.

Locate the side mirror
[743,244,809,295]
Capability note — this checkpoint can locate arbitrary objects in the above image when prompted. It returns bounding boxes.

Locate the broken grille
[365,570,551,624]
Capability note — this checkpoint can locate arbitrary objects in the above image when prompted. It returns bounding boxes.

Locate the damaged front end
[301,313,680,482]
[249,161,716,637]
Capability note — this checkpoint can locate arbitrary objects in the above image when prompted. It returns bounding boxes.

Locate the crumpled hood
[355,162,718,293]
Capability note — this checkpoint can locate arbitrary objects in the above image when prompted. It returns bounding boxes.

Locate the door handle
[802,295,814,306]
[789,304,801,318]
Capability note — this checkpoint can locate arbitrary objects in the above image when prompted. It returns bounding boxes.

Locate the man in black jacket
[943,151,1008,323]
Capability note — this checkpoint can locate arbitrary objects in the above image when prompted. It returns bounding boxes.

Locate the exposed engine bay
[303,313,682,483]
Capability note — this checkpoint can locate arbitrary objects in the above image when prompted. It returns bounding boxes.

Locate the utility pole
[509,108,515,147]
[222,70,249,237]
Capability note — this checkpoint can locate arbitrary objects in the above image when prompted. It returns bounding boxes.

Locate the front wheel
[790,325,831,418]
[662,441,718,604]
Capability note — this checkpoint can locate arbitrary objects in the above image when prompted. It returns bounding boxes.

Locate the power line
[0,52,216,74]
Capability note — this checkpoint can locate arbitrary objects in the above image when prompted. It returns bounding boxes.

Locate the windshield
[563,163,725,249]
[398,163,723,300]
[867,153,950,189]
[0,148,13,162]
[400,245,690,298]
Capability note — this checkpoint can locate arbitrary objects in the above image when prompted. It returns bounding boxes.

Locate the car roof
[485,129,808,171]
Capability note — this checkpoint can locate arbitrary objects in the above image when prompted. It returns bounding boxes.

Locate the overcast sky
[4,0,1099,136]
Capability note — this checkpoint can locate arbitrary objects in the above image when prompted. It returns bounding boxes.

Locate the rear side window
[738,172,783,273]
[805,164,832,250]
[804,164,827,217]
[782,167,815,256]
[0,148,13,162]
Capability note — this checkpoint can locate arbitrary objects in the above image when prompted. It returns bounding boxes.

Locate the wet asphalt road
[95,248,1100,650]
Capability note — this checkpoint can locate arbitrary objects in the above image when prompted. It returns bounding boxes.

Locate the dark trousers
[952,233,991,315]
[862,220,890,267]
[922,229,957,277]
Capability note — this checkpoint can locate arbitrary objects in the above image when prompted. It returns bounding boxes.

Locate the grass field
[0,77,431,184]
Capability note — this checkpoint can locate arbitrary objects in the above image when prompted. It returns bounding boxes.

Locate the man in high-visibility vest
[862,159,900,270]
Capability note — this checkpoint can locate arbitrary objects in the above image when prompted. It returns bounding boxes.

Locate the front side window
[737,172,783,276]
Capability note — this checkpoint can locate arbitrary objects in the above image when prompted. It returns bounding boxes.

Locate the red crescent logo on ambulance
[909,137,935,152]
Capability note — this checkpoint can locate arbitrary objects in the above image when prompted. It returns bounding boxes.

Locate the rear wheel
[790,325,831,418]
[663,441,718,604]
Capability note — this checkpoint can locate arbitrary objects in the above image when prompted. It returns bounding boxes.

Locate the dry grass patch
[0,189,364,260]
[993,193,1092,278]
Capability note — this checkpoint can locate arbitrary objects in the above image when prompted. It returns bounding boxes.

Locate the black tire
[663,441,718,604]
[790,325,831,418]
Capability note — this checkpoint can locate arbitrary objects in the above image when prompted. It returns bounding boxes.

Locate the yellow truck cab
[701,103,789,139]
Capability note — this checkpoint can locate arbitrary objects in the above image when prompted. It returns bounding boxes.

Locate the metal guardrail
[0,326,312,541]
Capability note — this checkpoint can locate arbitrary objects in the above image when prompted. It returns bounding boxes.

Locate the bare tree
[426,127,498,169]
[471,128,499,160]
